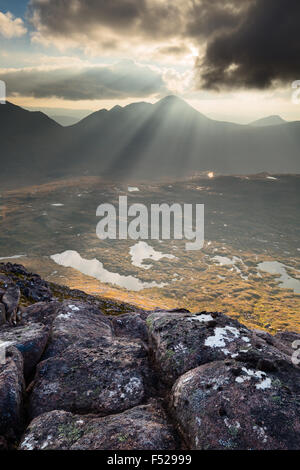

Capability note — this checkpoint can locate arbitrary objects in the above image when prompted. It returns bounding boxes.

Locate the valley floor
[0,174,299,333]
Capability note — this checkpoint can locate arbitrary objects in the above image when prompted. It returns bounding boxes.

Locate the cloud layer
[0,11,27,38]
[0,61,168,100]
[28,0,184,56]
[27,0,300,90]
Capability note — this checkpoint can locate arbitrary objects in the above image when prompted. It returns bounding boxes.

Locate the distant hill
[0,96,300,188]
[250,115,286,127]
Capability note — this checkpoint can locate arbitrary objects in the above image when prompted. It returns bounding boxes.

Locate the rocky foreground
[0,262,299,450]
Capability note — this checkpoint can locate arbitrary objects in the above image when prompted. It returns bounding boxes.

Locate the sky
[0,0,299,123]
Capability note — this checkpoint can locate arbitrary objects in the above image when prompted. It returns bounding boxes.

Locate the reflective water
[258,261,300,294]
[51,250,168,291]
[130,241,175,270]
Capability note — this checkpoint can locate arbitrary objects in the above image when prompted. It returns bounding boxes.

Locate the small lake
[130,241,175,270]
[258,261,300,294]
[51,250,168,292]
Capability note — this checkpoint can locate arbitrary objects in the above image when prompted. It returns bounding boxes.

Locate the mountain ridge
[0,96,300,188]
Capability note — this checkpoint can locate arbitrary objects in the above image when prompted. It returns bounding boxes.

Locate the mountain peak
[154,95,209,120]
[156,95,188,107]
[250,115,286,127]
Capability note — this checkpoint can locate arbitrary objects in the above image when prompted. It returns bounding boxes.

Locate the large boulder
[20,400,178,450]
[42,301,113,359]
[29,338,150,419]
[0,346,24,443]
[0,323,50,378]
[147,311,291,386]
[170,359,300,450]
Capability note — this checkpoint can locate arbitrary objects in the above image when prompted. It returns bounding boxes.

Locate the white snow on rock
[235,367,272,390]
[189,314,214,322]
[57,312,73,320]
[205,326,251,356]
[68,305,80,311]
[205,326,240,349]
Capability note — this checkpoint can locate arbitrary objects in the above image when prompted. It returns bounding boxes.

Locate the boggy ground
[0,174,299,334]
[0,262,299,450]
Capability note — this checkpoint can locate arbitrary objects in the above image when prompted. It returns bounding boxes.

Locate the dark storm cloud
[1,61,168,100]
[185,0,246,39]
[196,0,300,89]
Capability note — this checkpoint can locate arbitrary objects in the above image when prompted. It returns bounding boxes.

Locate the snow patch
[235,367,272,390]
[20,435,37,450]
[57,312,73,320]
[205,326,240,349]
[189,314,214,322]
[68,305,80,311]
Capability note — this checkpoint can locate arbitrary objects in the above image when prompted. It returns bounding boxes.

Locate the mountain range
[1,95,299,188]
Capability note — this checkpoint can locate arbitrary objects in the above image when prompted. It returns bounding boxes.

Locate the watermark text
[96,196,204,251]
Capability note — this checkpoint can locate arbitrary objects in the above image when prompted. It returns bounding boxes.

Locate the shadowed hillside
[1,96,300,188]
